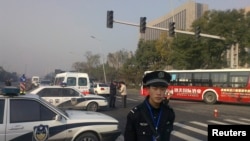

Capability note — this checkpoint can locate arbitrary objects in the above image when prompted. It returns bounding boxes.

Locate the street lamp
[90,36,107,83]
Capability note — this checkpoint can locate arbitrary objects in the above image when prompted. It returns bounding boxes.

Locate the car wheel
[203,92,217,104]
[86,102,98,112]
[75,132,99,141]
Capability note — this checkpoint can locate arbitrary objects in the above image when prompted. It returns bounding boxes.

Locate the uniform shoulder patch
[129,106,139,114]
[129,103,144,114]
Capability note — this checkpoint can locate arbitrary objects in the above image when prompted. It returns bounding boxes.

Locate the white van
[31,76,40,87]
[54,72,91,94]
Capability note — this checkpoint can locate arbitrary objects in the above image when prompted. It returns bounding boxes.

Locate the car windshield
[41,80,51,85]
[99,83,109,87]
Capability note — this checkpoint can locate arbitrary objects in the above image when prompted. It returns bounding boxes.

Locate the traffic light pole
[113,19,225,40]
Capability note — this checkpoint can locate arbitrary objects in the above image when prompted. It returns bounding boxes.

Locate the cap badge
[158,72,164,78]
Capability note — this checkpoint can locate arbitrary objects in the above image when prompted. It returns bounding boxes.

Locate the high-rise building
[140,0,208,40]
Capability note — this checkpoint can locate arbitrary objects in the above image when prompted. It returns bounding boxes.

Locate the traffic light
[195,26,201,40]
[107,10,113,28]
[168,22,175,37]
[140,17,146,33]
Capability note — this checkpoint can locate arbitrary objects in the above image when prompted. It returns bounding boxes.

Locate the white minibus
[54,72,91,94]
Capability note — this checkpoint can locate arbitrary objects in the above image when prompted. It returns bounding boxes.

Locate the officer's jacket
[124,97,175,141]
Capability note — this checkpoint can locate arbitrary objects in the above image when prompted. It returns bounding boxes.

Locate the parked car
[29,85,108,112]
[0,86,121,141]
[90,83,110,97]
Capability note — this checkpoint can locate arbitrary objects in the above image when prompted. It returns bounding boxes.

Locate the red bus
[141,69,250,104]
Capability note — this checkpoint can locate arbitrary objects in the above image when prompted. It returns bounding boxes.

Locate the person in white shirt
[119,81,127,108]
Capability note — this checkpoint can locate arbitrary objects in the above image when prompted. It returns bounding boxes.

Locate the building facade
[140,0,208,41]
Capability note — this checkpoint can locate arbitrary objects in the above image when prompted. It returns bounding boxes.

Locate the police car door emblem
[71,98,77,105]
[33,124,49,141]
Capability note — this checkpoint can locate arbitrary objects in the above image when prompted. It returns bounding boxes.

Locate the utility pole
[90,36,107,83]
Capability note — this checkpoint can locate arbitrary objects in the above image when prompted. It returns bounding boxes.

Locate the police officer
[124,71,175,141]
[109,80,117,108]
[19,74,26,94]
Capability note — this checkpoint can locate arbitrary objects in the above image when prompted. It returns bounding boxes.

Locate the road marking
[207,120,229,125]
[116,96,139,101]
[116,118,250,141]
[239,118,250,122]
[174,122,207,135]
[171,131,202,141]
[224,119,250,124]
[190,121,207,127]
[127,98,138,101]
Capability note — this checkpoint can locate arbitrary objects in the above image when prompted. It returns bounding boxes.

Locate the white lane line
[207,120,229,125]
[174,122,207,135]
[190,121,207,127]
[224,119,250,124]
[171,131,203,141]
[239,118,250,122]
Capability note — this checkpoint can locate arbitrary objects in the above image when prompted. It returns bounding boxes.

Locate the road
[1,85,249,141]
[100,90,250,141]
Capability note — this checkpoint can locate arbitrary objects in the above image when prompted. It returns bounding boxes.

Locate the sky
[1,0,250,78]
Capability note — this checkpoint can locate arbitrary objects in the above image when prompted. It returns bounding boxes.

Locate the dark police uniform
[124,71,175,141]
[109,81,117,108]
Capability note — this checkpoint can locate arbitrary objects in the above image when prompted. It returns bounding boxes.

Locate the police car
[29,85,108,112]
[0,86,121,141]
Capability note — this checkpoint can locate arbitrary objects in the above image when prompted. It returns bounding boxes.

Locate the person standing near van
[109,80,117,108]
[119,81,127,108]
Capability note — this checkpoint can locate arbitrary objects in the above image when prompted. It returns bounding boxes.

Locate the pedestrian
[124,71,175,141]
[19,74,26,94]
[119,81,127,108]
[109,80,117,108]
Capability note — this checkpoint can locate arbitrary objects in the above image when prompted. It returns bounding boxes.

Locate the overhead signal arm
[106,11,225,40]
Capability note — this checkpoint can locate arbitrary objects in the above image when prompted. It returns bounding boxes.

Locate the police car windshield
[39,96,69,117]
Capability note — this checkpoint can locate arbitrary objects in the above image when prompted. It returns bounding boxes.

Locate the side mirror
[54,115,62,121]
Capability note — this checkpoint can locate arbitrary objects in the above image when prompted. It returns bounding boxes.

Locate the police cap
[143,71,171,87]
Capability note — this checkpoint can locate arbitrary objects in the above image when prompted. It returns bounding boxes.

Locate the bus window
[229,72,249,88]
[211,72,227,87]
[193,72,209,86]
[178,73,192,86]
[170,73,177,85]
